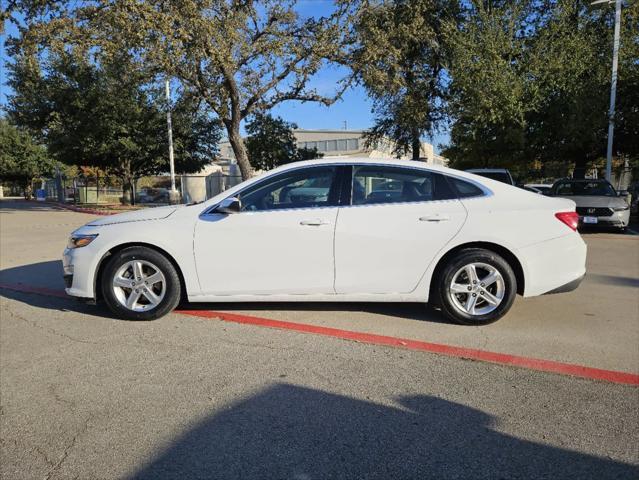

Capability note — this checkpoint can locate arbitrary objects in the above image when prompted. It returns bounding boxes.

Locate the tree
[442,1,535,175]
[0,118,55,198]
[442,0,639,179]
[245,113,322,171]
[6,0,353,180]
[353,0,460,159]
[7,51,220,202]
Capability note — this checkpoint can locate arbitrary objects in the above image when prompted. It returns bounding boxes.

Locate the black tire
[101,246,181,320]
[435,248,517,325]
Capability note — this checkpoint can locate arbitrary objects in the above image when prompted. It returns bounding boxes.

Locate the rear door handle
[300,219,331,226]
[419,214,450,222]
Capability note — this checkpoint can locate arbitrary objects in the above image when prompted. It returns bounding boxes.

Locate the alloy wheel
[449,262,505,316]
[112,260,166,312]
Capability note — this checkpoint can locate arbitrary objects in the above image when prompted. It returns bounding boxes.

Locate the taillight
[555,211,579,231]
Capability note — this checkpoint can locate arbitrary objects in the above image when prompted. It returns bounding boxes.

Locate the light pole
[592,0,622,182]
[165,77,179,204]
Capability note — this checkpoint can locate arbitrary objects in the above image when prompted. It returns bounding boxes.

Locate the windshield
[553,181,616,197]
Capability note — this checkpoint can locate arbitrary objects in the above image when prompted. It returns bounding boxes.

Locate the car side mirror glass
[215,197,241,214]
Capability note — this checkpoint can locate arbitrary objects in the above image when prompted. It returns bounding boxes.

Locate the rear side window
[447,177,485,198]
[351,166,456,205]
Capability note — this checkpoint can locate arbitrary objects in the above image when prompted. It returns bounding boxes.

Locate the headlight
[613,206,629,211]
[67,234,98,249]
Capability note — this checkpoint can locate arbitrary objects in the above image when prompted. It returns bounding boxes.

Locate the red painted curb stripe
[49,202,115,216]
[178,309,639,386]
[1,282,638,386]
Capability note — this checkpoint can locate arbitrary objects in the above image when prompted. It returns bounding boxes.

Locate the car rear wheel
[101,246,181,320]
[436,248,517,325]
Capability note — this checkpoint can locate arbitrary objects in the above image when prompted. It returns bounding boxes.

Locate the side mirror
[215,197,241,214]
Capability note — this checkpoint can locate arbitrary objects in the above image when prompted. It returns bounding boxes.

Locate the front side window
[239,167,339,212]
[351,166,455,205]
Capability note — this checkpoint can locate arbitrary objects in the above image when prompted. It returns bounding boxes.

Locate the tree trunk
[411,129,421,160]
[225,118,253,180]
[573,158,587,179]
[23,180,33,200]
[121,161,135,205]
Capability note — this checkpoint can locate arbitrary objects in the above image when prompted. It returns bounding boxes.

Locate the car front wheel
[101,246,181,320]
[436,248,517,325]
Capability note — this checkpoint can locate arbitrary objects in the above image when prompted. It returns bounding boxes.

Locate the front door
[194,166,340,296]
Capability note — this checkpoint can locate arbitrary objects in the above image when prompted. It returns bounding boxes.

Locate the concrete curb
[47,202,120,216]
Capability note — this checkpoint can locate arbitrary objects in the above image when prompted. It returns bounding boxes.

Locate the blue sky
[1,1,449,153]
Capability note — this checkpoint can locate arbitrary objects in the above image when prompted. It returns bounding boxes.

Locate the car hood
[87,205,180,226]
[555,195,628,208]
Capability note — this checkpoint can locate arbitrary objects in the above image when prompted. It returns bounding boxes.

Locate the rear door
[334,165,467,294]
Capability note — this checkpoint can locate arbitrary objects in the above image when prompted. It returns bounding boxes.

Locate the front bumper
[62,246,96,299]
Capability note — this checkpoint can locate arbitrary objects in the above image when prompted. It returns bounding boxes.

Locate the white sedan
[63,159,587,325]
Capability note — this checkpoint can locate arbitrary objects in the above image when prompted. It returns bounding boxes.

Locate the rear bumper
[518,233,587,297]
[578,210,630,228]
[545,274,584,294]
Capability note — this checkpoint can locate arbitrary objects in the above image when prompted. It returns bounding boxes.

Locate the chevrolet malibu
[63,159,587,325]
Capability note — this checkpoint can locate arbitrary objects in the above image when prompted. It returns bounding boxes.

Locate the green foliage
[6,0,353,180]
[353,0,461,159]
[7,51,221,185]
[443,0,639,178]
[245,113,322,171]
[0,118,55,192]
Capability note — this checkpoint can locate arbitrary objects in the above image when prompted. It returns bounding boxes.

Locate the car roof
[466,168,511,173]
[266,157,492,183]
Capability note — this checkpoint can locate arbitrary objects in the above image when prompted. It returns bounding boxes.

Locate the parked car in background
[547,179,630,231]
[63,159,586,325]
[525,184,553,195]
[137,188,169,204]
[466,168,515,185]
[627,182,639,215]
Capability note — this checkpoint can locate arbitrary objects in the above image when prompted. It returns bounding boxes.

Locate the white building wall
[216,129,447,166]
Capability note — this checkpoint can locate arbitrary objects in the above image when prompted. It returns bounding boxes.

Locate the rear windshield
[553,181,616,197]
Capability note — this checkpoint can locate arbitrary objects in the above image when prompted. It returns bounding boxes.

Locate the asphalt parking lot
[1,199,638,479]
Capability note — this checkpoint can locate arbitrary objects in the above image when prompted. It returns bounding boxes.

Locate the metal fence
[40,172,244,206]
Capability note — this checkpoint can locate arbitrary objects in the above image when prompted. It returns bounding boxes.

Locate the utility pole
[165,77,179,204]
[593,0,622,182]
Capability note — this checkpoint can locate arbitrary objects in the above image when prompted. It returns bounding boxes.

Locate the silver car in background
[548,179,630,231]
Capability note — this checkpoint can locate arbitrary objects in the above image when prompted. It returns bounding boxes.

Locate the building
[217,129,447,166]
[182,129,447,203]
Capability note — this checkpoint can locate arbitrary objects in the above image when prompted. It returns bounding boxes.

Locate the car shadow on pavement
[0,261,451,324]
[182,301,450,324]
[129,384,638,480]
[587,273,639,289]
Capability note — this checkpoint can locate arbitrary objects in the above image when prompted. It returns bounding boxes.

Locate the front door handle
[419,214,451,222]
[300,219,331,226]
